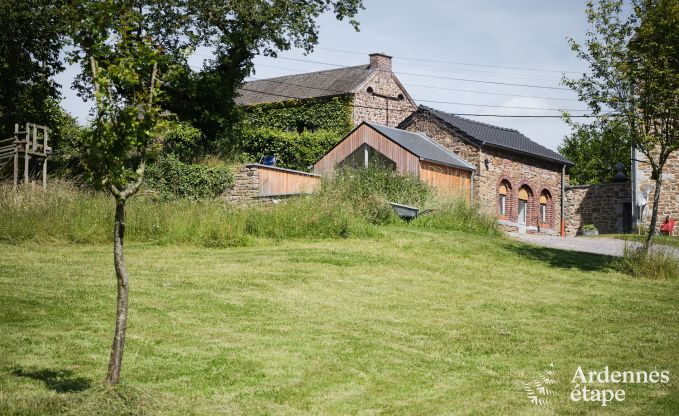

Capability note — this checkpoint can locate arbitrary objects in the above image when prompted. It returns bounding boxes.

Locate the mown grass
[1,229,678,415]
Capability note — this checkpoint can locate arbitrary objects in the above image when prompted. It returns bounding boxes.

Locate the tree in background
[165,0,364,156]
[565,0,679,249]
[64,0,364,384]
[559,116,631,185]
[0,0,65,136]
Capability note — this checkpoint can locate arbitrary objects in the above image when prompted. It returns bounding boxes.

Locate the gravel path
[507,233,679,257]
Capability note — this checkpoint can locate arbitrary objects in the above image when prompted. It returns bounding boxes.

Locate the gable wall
[313,124,420,175]
[352,73,417,127]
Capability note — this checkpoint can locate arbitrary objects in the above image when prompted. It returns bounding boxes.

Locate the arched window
[498,181,509,216]
[539,190,552,224]
[518,185,532,225]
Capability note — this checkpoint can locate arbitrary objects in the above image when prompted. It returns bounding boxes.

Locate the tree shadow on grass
[12,368,91,393]
[502,242,618,272]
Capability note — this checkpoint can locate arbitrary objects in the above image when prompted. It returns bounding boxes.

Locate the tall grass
[0,168,498,246]
[616,244,679,280]
[0,180,376,246]
[411,198,500,236]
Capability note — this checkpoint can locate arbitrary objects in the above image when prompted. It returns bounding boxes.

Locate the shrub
[616,244,679,280]
[145,155,233,199]
[239,127,341,170]
[162,123,204,163]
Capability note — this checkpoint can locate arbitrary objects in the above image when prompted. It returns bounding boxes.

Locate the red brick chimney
[369,52,392,72]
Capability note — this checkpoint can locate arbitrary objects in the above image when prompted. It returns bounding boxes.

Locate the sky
[55,0,593,151]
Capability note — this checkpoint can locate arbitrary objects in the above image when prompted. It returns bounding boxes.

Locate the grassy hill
[1,227,678,415]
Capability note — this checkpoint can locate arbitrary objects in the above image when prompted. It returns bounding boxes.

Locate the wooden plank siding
[419,161,471,202]
[313,124,420,175]
[257,165,321,196]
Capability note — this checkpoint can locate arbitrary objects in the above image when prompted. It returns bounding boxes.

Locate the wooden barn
[314,122,475,200]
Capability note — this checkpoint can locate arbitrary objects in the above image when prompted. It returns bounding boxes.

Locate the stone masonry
[635,150,679,231]
[402,112,566,234]
[351,54,417,128]
[224,164,260,204]
[564,182,632,236]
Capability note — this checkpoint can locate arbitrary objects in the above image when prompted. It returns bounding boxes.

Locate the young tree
[65,0,364,384]
[67,1,180,384]
[565,0,679,248]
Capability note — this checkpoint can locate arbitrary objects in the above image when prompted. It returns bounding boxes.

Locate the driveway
[507,233,679,257]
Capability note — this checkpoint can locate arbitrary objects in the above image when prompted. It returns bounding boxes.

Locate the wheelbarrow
[388,202,434,221]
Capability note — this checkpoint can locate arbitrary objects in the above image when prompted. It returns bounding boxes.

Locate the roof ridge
[420,105,519,133]
[244,64,370,84]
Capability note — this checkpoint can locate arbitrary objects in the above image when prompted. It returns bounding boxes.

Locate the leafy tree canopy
[559,117,631,185]
[0,0,66,136]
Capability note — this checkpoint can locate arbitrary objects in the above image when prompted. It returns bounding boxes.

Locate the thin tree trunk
[106,198,129,384]
[644,175,663,251]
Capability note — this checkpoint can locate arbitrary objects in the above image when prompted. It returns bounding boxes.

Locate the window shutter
[518,188,529,201]
[499,183,507,195]
[539,194,547,205]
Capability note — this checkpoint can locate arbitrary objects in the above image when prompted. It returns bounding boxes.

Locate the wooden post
[42,159,47,189]
[13,151,18,191]
[42,127,48,189]
[32,124,37,152]
[24,146,29,185]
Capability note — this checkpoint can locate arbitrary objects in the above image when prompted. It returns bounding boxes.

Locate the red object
[660,219,676,235]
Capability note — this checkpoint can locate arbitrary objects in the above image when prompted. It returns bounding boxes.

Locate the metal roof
[236,65,372,105]
[365,122,476,171]
[412,106,573,165]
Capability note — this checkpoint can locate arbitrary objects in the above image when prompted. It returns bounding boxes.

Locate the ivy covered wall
[238,95,353,170]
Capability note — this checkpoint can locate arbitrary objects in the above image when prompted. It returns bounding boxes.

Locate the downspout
[561,164,566,237]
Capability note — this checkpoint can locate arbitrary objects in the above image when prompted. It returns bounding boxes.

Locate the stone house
[399,106,573,234]
[236,53,417,128]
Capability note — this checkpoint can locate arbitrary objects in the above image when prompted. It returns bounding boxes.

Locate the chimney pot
[369,52,392,72]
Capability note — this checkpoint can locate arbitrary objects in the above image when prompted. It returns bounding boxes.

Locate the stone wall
[224,165,260,204]
[401,112,565,233]
[564,182,632,236]
[635,151,679,231]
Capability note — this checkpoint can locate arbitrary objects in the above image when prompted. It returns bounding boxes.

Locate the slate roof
[410,106,573,165]
[236,65,372,105]
[365,122,476,171]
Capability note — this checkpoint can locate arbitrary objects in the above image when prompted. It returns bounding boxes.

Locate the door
[518,199,527,234]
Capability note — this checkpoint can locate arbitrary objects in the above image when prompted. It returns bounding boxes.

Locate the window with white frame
[498,183,508,216]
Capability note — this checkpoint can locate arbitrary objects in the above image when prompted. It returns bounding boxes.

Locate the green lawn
[1,227,678,415]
